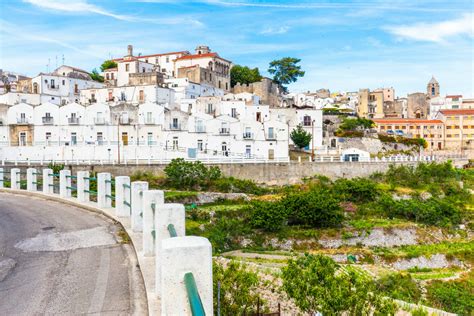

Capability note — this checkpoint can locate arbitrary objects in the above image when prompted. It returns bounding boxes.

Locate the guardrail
[0,167,213,315]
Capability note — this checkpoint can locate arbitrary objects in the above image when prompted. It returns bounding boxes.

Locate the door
[19,132,27,146]
[245,145,251,158]
[268,149,274,160]
[122,132,128,146]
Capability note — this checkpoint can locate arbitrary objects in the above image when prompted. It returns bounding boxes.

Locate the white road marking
[14,227,117,252]
[88,248,111,314]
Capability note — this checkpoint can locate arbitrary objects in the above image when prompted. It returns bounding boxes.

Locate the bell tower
[427,76,439,98]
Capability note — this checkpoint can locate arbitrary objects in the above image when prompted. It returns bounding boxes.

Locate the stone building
[231,77,281,107]
[407,92,429,118]
[357,89,384,118]
[427,76,440,98]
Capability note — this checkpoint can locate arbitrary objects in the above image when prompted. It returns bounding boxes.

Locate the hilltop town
[0,44,471,164]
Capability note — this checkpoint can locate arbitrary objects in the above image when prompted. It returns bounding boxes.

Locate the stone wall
[11,161,424,185]
[232,78,281,107]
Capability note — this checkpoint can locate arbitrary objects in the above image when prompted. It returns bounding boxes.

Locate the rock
[392,194,411,201]
[319,228,418,248]
[196,192,250,204]
[392,254,463,270]
[419,191,432,201]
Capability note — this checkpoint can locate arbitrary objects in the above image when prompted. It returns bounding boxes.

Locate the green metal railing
[83,176,97,181]
[84,189,97,195]
[123,183,131,208]
[49,173,60,177]
[66,186,77,191]
[106,194,115,201]
[168,224,177,237]
[66,175,77,179]
[184,273,206,316]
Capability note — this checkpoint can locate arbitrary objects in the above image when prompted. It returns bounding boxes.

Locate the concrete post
[26,168,37,191]
[0,167,4,188]
[155,203,185,295]
[43,168,54,194]
[10,168,20,189]
[131,181,148,232]
[115,176,131,217]
[77,171,90,202]
[160,236,213,315]
[59,169,71,198]
[142,190,165,257]
[97,172,111,208]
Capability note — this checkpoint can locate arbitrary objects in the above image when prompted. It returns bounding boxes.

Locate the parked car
[386,130,394,135]
[395,130,404,136]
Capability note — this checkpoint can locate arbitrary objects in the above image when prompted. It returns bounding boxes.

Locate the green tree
[163,158,221,189]
[213,260,264,315]
[100,60,118,72]
[290,124,312,150]
[230,64,262,87]
[268,57,305,91]
[282,254,396,315]
[90,68,104,82]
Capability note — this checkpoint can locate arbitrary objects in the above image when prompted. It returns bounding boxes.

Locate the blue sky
[0,0,473,97]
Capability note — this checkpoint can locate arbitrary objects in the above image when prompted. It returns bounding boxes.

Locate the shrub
[250,201,288,232]
[339,117,374,131]
[212,177,268,195]
[282,187,344,228]
[376,273,422,303]
[206,216,251,253]
[426,278,473,315]
[163,158,221,189]
[290,124,312,149]
[333,178,379,203]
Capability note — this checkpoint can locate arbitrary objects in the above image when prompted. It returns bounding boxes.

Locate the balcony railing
[94,117,106,125]
[47,84,59,90]
[219,128,230,135]
[42,117,54,125]
[243,132,254,139]
[169,123,181,131]
[16,118,29,124]
[267,133,277,140]
[195,126,206,133]
[119,117,130,125]
[144,118,155,125]
[68,117,80,125]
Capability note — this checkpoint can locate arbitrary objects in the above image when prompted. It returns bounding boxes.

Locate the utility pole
[117,114,121,164]
[311,119,315,162]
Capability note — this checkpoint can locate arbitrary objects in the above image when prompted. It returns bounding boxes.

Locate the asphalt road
[0,192,147,315]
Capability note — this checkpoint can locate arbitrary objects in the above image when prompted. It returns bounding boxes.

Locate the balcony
[144,117,155,125]
[195,126,206,133]
[47,84,59,90]
[266,133,277,140]
[68,117,80,125]
[119,117,130,125]
[94,117,106,125]
[16,117,30,125]
[42,117,54,125]
[243,132,254,140]
[169,123,182,131]
[219,128,230,135]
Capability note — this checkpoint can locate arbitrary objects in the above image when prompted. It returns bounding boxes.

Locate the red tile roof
[374,119,443,124]
[440,109,474,115]
[175,52,218,60]
[446,95,462,98]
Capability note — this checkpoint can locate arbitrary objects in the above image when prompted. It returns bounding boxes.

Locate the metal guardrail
[184,272,206,316]
[84,189,97,195]
[168,224,177,237]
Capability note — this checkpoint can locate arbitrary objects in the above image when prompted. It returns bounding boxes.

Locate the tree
[268,57,305,92]
[100,60,118,72]
[163,158,221,189]
[90,68,104,82]
[230,65,262,87]
[213,260,264,315]
[282,254,396,315]
[290,124,312,150]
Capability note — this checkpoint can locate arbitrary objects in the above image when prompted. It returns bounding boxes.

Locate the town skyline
[0,0,473,97]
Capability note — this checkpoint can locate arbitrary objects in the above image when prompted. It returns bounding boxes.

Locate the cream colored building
[436,109,474,150]
[357,89,384,118]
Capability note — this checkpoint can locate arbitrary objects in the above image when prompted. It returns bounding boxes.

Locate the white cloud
[386,13,474,43]
[260,26,289,35]
[23,0,133,21]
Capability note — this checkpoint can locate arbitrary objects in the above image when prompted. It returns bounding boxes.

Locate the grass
[117,227,131,244]
[348,217,412,231]
[164,190,199,203]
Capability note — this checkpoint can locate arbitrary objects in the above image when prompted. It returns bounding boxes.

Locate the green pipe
[184,273,206,316]
[167,224,177,237]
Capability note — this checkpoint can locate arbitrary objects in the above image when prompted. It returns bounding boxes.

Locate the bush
[212,177,268,195]
[376,273,422,303]
[426,278,473,315]
[282,187,344,228]
[250,201,287,232]
[333,178,379,203]
[206,216,251,253]
[164,158,221,189]
[339,117,374,131]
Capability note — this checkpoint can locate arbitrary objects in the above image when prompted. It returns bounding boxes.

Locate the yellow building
[374,119,444,150]
[358,89,384,119]
[437,109,474,150]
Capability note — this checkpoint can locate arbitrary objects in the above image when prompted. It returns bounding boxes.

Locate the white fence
[0,167,212,315]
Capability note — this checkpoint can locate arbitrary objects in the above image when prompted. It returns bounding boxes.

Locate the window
[62,80,65,85]
[303,115,312,126]
[120,92,126,101]
[146,112,153,124]
[106,73,109,80]
[19,132,27,146]
[50,79,55,88]
[256,112,261,122]
[97,132,103,144]
[147,132,153,145]
[74,84,78,94]
[125,64,130,71]
[45,132,52,144]
[172,137,178,150]
[71,132,77,145]
[268,127,275,139]
[231,108,237,118]
[206,104,214,114]
[222,142,228,156]
[139,90,145,102]
[166,56,169,63]
[142,67,145,73]
[245,145,251,158]
[197,139,203,151]
[172,118,179,129]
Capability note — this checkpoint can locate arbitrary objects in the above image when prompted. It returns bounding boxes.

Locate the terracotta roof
[439,109,474,115]
[446,95,462,98]
[374,119,443,124]
[175,52,231,63]
[113,51,189,62]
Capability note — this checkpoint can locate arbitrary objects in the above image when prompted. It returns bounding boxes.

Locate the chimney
[127,45,133,56]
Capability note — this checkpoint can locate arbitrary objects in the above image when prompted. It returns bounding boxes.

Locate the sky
[0,0,473,97]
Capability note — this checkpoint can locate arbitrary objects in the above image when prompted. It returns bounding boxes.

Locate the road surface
[0,192,147,315]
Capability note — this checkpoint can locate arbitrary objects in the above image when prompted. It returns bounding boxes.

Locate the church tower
[427,76,440,98]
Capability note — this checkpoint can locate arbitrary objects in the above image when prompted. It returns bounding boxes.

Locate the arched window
[208,61,213,71]
[33,83,38,94]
